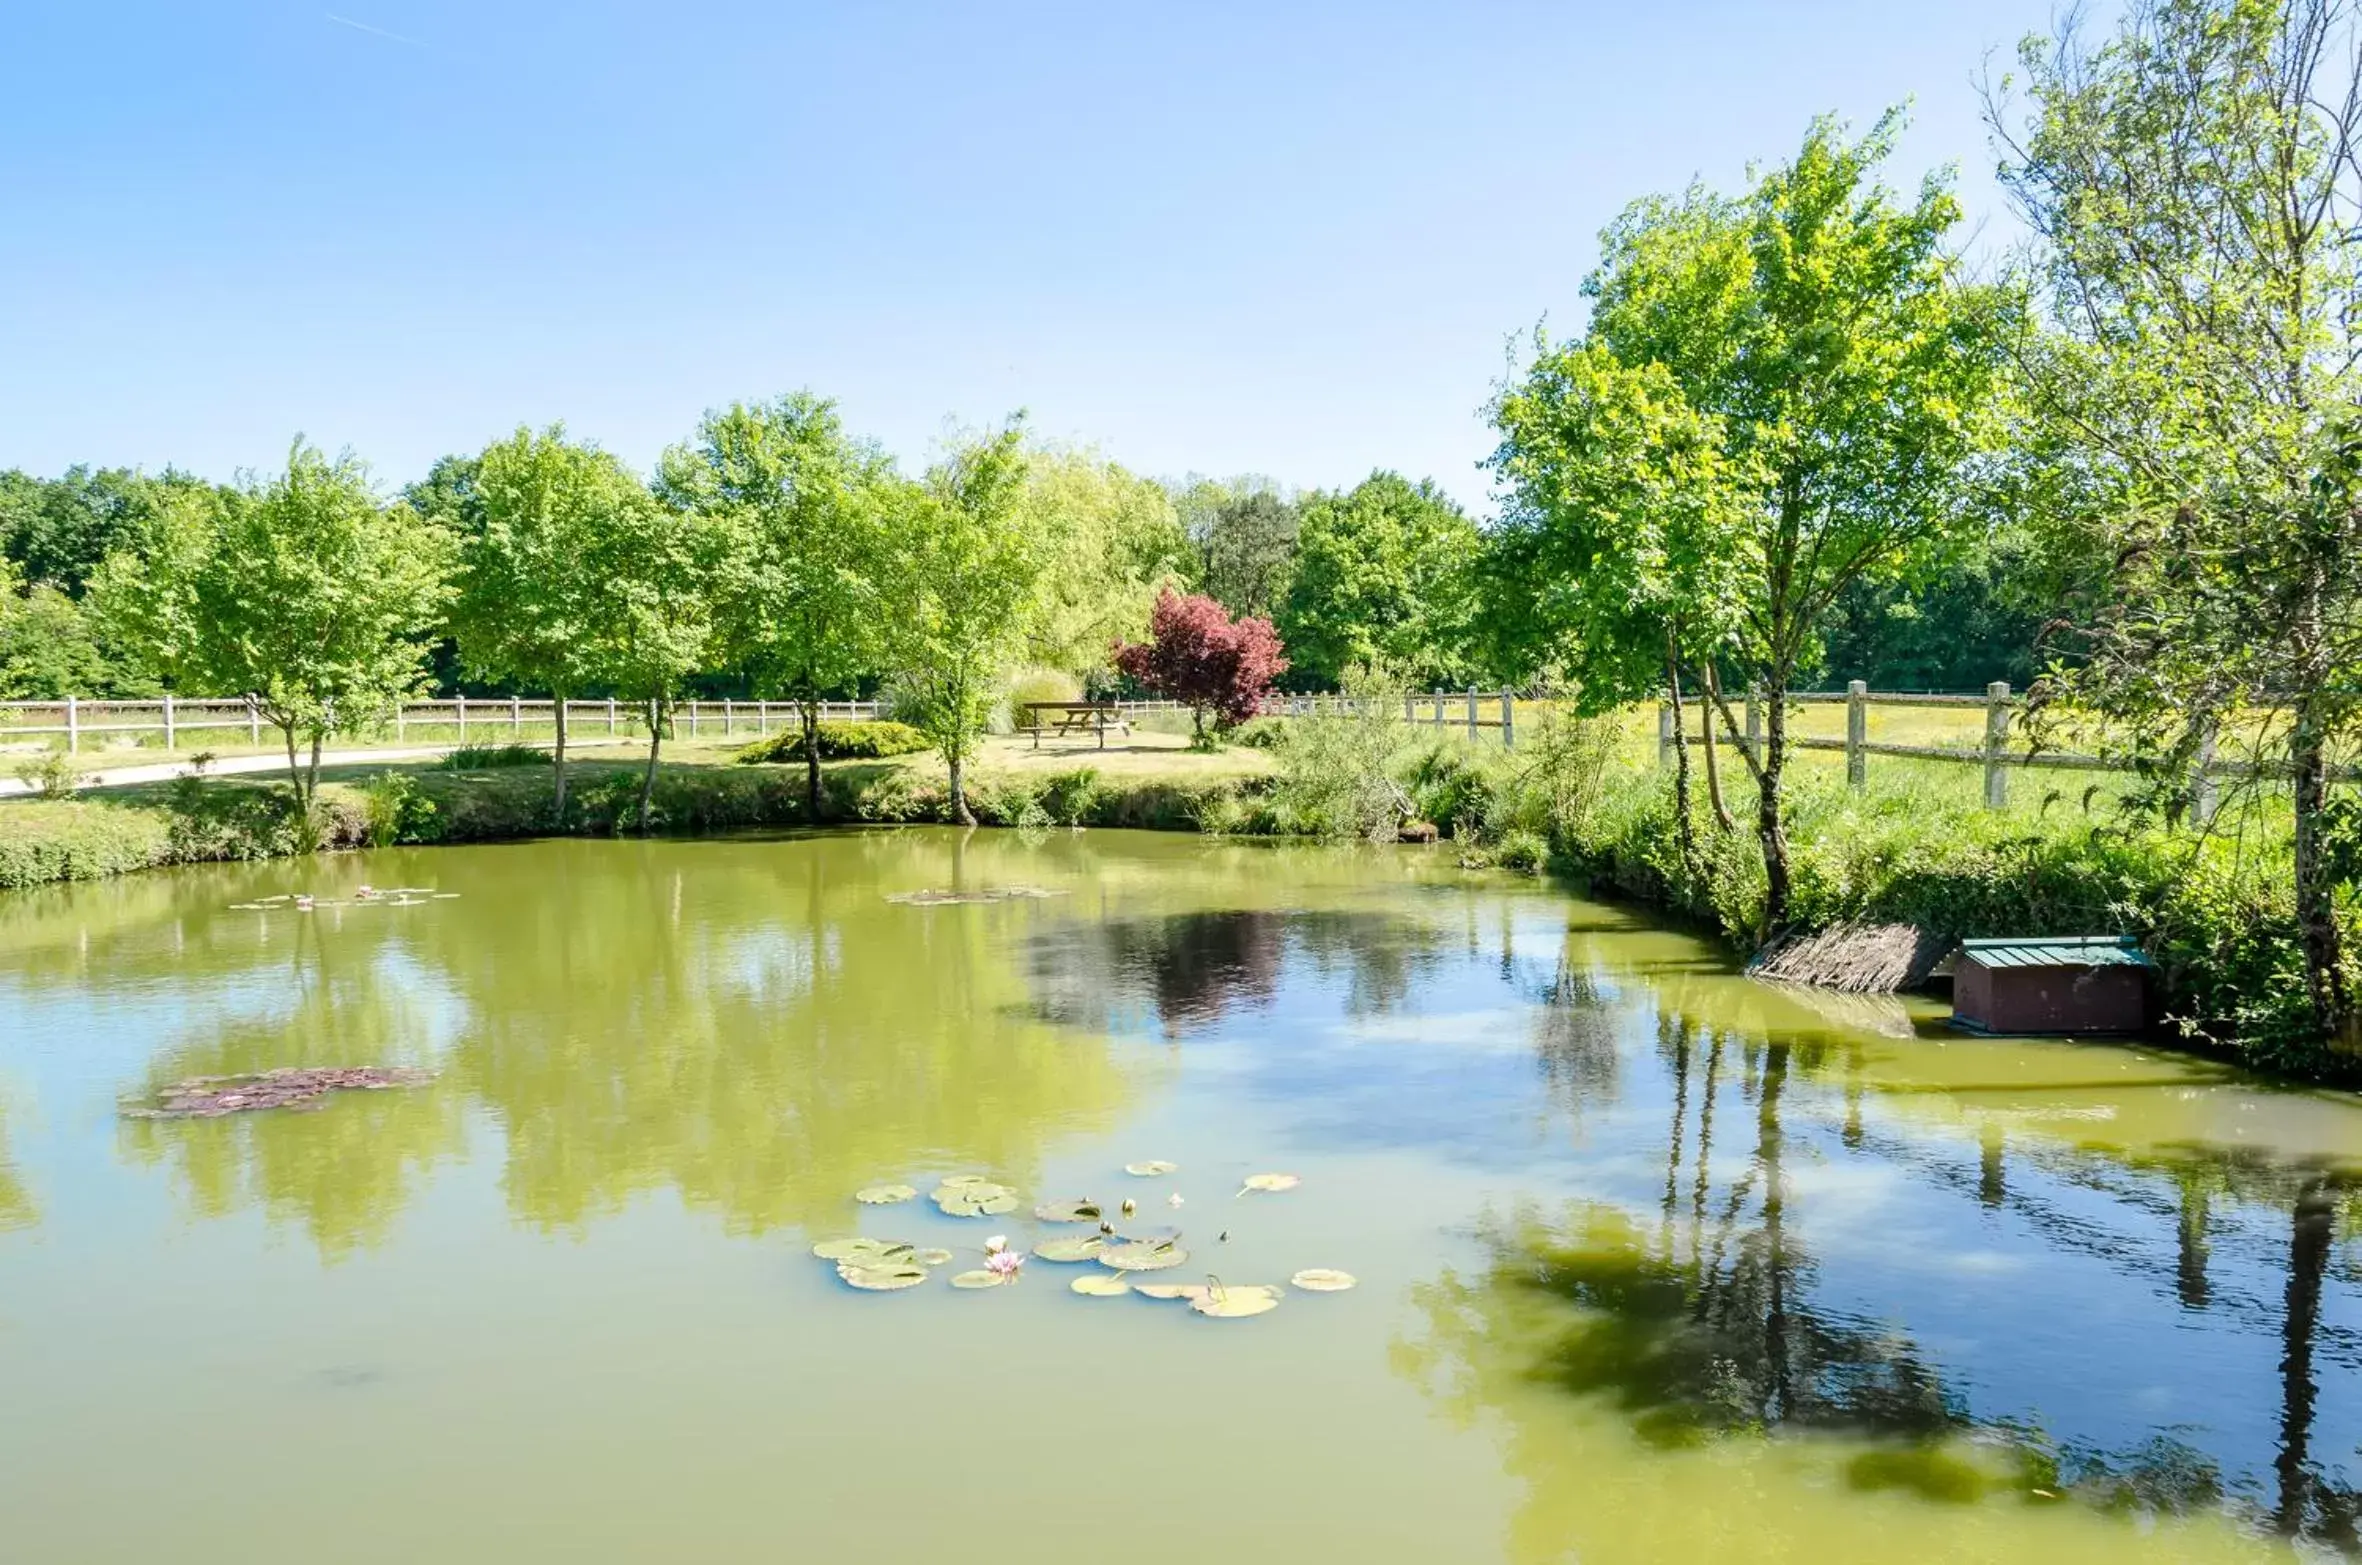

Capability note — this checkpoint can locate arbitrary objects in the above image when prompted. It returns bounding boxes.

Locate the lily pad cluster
[817,1161,1351,1322]
[225,890,458,912]
[931,1175,1019,1217]
[120,1066,434,1120]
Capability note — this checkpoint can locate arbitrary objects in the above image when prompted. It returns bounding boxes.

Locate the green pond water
[1,828,2359,1562]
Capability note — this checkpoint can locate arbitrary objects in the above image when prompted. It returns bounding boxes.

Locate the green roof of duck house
[1958,936,2152,970]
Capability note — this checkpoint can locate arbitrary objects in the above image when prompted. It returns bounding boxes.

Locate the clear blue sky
[0,1,2060,509]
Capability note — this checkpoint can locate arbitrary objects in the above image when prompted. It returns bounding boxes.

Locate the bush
[360,770,441,846]
[438,743,546,770]
[1494,829,1549,875]
[1265,664,1413,840]
[1005,667,1083,734]
[11,749,85,799]
[735,720,932,764]
[1229,717,1288,751]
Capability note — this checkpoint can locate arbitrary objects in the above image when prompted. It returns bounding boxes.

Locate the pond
[0,828,2357,1562]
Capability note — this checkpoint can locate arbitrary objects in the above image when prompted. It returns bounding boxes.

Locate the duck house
[1952,936,2152,1036]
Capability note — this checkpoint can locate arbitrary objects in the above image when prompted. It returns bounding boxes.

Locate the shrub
[359,770,441,846]
[11,749,85,799]
[735,720,932,764]
[438,743,546,770]
[1005,667,1083,734]
[1266,664,1413,840]
[1494,829,1549,875]
[1039,767,1104,826]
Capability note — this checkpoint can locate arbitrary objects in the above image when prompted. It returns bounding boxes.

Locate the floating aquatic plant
[837,1262,930,1292]
[1033,1198,1102,1224]
[1032,1235,1108,1263]
[950,1269,1007,1289]
[1131,1282,1210,1302]
[1290,1269,1357,1292]
[931,1178,1019,1217]
[1237,1173,1301,1196]
[1190,1279,1282,1319]
[813,1237,918,1265]
[121,1067,434,1120]
[1071,1274,1132,1298]
[856,1184,918,1206]
[1124,1160,1179,1177]
[1099,1240,1189,1272]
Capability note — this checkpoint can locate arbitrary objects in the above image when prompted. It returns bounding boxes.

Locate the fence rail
[1655,679,2348,818]
[0,696,889,754]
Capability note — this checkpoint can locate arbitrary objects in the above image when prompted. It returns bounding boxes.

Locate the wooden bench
[1020,702,1130,749]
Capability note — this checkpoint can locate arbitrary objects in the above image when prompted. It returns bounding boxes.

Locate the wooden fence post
[64,695,78,755]
[1744,685,1761,764]
[161,693,175,751]
[607,697,618,735]
[1403,693,1415,721]
[723,697,734,737]
[396,702,406,743]
[2189,718,2219,826]
[248,697,260,744]
[1657,700,1675,771]
[1845,680,1868,790]
[510,695,521,735]
[457,695,467,743]
[1499,690,1515,749]
[1984,682,2012,811]
[688,700,701,739]
[1464,687,1478,740]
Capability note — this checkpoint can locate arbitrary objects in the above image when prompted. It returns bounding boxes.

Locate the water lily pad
[1191,1283,1282,1319]
[1124,1160,1179,1177]
[1099,1241,1190,1272]
[936,1174,992,1188]
[1032,1235,1108,1263]
[1131,1282,1211,1302]
[1071,1274,1133,1298]
[837,1263,929,1292]
[1238,1173,1301,1195]
[855,1184,918,1205]
[1290,1269,1358,1292]
[931,1180,1020,1217]
[914,1248,954,1267]
[813,1238,916,1264]
[1034,1198,1102,1224]
[1115,1224,1182,1245]
[950,1269,1008,1289]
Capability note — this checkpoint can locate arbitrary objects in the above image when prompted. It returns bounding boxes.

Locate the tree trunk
[552,696,570,823]
[802,694,822,825]
[280,722,307,814]
[1665,645,1699,886]
[1756,669,1794,937]
[948,750,975,827]
[638,697,664,834]
[1700,662,1734,831]
[306,729,323,816]
[2289,697,2349,1037]
[2274,1178,2335,1537]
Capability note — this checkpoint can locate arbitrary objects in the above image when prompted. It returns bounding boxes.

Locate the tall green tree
[447,426,647,821]
[0,465,214,597]
[600,479,732,834]
[91,439,455,816]
[878,423,1043,826]
[1177,477,1299,618]
[1279,472,1479,688]
[0,559,117,698]
[1562,112,2012,932]
[1488,344,1757,871]
[1990,0,2362,1042]
[659,393,889,822]
[1020,446,1192,677]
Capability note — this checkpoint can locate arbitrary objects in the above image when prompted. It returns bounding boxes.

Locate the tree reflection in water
[0,1102,33,1234]
[1405,971,2362,1550]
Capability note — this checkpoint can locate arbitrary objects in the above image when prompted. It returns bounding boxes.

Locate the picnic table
[1021,702,1131,749]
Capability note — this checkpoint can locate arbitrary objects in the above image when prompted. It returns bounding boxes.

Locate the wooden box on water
[1951,936,2153,1036]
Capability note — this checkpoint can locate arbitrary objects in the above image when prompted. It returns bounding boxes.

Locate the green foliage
[1021,448,1190,674]
[877,422,1046,824]
[1263,664,1414,840]
[89,439,455,815]
[1176,476,1298,618]
[733,720,931,762]
[0,561,127,698]
[1279,472,1478,688]
[359,770,440,846]
[10,748,84,799]
[0,464,216,597]
[437,744,548,769]
[1004,666,1082,731]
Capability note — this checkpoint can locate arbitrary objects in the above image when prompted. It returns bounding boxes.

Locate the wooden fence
[0,696,887,754]
[1654,680,2307,819]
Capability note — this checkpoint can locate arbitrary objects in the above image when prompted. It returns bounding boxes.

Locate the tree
[659,393,889,822]
[1177,477,1299,617]
[90,439,454,816]
[1487,344,1756,874]
[448,426,648,821]
[1021,447,1192,678]
[1989,0,2362,1042]
[0,465,214,597]
[877,423,1043,826]
[1563,112,2012,933]
[1112,588,1288,740]
[1279,472,1479,689]
[600,479,732,834]
[0,559,115,698]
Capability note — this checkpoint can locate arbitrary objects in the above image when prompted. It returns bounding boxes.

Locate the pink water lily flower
[985,1247,1025,1280]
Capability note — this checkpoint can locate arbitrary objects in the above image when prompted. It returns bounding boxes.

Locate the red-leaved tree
[1113,589,1287,739]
